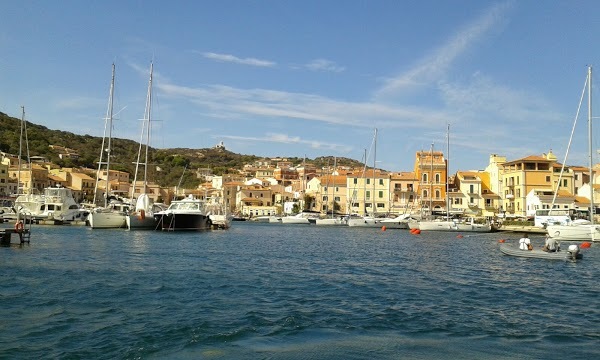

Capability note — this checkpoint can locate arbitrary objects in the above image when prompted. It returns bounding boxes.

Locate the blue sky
[1,0,599,173]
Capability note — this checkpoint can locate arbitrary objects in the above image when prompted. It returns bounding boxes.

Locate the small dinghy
[499,243,582,261]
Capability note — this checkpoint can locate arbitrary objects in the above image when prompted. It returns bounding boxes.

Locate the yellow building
[9,163,49,194]
[413,149,447,213]
[346,169,390,216]
[389,171,418,214]
[500,152,574,217]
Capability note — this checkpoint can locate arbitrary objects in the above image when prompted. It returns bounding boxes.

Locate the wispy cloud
[375,1,512,98]
[202,52,276,67]
[156,81,452,129]
[215,133,353,152]
[305,59,346,73]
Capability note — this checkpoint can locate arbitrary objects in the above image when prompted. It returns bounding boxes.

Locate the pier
[0,227,31,246]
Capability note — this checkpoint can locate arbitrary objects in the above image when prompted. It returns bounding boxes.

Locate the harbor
[1,222,598,359]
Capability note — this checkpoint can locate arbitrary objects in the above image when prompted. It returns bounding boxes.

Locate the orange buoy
[381,226,386,231]
[456,235,463,239]
[581,242,592,248]
[413,229,421,235]
[498,239,506,243]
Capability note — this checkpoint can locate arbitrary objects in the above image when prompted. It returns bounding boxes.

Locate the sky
[1,0,600,174]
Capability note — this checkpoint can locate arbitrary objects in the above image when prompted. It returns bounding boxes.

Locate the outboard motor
[567,244,580,260]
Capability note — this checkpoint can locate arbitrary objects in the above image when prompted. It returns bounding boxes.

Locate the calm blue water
[1,222,599,359]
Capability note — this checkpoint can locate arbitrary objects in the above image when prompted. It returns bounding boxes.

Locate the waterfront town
[0,140,594,222]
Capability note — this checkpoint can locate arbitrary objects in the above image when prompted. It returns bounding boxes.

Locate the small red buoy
[581,242,592,248]
[413,229,421,235]
[498,239,506,243]
[381,226,387,231]
[456,234,463,239]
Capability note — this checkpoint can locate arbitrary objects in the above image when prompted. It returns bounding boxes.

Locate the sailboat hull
[88,212,127,229]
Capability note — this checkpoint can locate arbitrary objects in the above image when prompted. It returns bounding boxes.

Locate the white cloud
[375,1,513,98]
[215,133,353,153]
[305,59,346,73]
[202,52,276,67]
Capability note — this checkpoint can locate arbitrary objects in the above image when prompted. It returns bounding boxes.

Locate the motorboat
[315,215,348,226]
[280,211,319,224]
[379,214,412,229]
[11,186,85,223]
[499,242,582,261]
[154,195,212,231]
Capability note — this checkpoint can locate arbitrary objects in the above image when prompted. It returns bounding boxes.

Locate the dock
[0,228,31,246]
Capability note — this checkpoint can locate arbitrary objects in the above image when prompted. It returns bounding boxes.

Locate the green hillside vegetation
[0,112,367,188]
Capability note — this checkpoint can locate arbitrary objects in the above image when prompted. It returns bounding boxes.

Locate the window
[379,179,383,185]
[377,203,385,208]
[563,179,567,187]
[546,176,551,182]
[366,179,371,185]
[366,191,371,199]
[353,178,358,184]
[378,191,383,198]
[435,190,440,199]
[435,173,440,183]
[334,196,340,202]
[422,173,428,183]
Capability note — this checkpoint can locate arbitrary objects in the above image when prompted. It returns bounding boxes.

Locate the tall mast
[131,62,153,201]
[94,63,115,207]
[373,128,377,216]
[446,123,450,222]
[17,106,24,195]
[588,66,594,226]
[429,142,434,217]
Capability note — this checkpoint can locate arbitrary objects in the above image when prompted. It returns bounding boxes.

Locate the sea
[1,222,599,360]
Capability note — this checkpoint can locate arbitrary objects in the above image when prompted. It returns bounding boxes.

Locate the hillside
[0,111,366,188]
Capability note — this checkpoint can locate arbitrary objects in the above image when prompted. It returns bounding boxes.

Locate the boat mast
[429,142,434,218]
[131,62,153,201]
[94,63,115,207]
[373,128,377,216]
[17,106,24,195]
[588,66,594,227]
[446,123,450,222]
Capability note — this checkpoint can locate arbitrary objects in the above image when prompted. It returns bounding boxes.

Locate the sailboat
[347,128,390,227]
[546,66,600,242]
[9,106,45,222]
[87,64,129,229]
[126,62,166,230]
[414,125,492,232]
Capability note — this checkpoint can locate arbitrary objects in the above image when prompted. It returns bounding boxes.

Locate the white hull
[281,217,310,224]
[417,219,492,232]
[315,217,348,226]
[547,224,600,242]
[379,218,409,229]
[88,212,127,229]
[209,214,233,229]
[347,217,382,227]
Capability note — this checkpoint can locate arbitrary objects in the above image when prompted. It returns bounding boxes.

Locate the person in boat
[518,233,532,250]
[542,234,559,252]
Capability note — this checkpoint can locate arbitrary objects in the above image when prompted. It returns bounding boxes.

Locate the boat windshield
[169,202,204,211]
